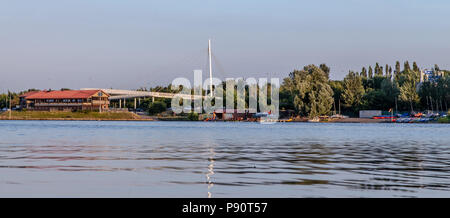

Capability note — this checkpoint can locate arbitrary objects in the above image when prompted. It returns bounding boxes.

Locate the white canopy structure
[80,88,204,100]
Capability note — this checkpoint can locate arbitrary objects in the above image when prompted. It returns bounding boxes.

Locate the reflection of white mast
[208,39,213,97]
[206,147,216,198]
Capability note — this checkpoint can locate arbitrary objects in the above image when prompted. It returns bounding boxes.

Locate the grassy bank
[0,111,147,120]
[438,116,450,123]
[157,116,190,121]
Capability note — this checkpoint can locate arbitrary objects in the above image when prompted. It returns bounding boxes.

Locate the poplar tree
[375,63,381,76]
[342,71,365,109]
[395,61,401,75]
[404,61,411,72]
[361,67,367,78]
[413,62,420,72]
[368,66,373,78]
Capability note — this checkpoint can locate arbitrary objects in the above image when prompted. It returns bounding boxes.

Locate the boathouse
[20,90,110,111]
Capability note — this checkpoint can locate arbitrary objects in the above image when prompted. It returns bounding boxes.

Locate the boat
[307,117,320,123]
[259,114,279,124]
[279,118,293,122]
[331,114,349,119]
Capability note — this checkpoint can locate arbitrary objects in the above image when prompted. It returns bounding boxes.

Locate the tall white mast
[208,39,213,97]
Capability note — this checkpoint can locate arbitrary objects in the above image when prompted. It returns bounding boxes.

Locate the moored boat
[307,117,320,123]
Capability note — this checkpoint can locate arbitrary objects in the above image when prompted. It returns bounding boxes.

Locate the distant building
[420,69,444,83]
[213,109,256,120]
[359,110,382,118]
[20,90,110,111]
[19,91,40,109]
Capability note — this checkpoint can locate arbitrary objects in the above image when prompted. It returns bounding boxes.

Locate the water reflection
[206,147,215,198]
[0,121,449,197]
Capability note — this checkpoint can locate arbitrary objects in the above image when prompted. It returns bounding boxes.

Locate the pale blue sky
[0,0,449,91]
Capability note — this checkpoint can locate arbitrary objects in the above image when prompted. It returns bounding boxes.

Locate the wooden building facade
[20,90,110,111]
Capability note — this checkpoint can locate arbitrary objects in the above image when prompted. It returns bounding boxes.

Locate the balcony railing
[91,100,109,105]
[34,101,108,106]
[35,103,83,106]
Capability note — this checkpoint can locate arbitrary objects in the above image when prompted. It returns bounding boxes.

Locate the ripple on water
[0,121,449,197]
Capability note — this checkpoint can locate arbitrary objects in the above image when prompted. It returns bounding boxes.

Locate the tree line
[1,62,449,118]
[280,62,449,117]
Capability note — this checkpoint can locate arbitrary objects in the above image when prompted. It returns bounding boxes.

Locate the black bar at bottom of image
[1,198,448,217]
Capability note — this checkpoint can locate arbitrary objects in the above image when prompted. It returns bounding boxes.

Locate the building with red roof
[20,90,110,111]
[19,91,41,109]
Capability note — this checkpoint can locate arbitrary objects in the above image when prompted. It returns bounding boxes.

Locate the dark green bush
[148,101,167,115]
[187,112,199,121]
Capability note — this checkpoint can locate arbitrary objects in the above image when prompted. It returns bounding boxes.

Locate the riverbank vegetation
[438,113,450,123]
[147,101,167,115]
[0,111,142,120]
[2,61,449,119]
[280,62,449,117]
[438,117,450,123]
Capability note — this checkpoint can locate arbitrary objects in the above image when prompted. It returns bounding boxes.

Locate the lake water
[0,120,449,197]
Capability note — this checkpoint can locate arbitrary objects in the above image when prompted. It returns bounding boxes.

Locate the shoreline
[327,118,388,123]
[0,111,152,121]
[1,111,446,123]
[0,117,154,121]
[1,117,446,124]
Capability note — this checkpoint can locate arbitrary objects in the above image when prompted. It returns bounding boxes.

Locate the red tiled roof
[19,91,40,98]
[25,90,108,99]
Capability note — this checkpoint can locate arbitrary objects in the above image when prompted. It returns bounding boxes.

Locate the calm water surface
[0,120,449,197]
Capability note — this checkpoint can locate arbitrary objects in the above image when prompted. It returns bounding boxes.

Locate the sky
[0,0,449,92]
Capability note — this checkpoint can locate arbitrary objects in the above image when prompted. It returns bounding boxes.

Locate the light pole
[8,90,12,119]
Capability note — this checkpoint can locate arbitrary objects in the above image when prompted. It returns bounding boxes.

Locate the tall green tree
[342,71,365,110]
[368,66,373,78]
[395,61,401,74]
[413,62,420,72]
[375,63,382,76]
[404,61,411,72]
[380,78,400,109]
[329,80,344,114]
[319,63,330,80]
[394,61,401,81]
[419,76,450,112]
[361,78,399,111]
[399,72,420,112]
[361,67,367,78]
[282,65,334,117]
